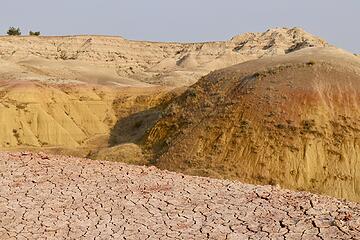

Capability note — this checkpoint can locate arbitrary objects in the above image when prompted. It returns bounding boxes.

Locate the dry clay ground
[1,152,360,239]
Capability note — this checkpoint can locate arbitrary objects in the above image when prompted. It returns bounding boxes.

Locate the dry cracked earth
[1,152,360,240]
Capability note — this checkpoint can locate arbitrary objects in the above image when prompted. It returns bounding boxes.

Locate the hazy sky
[1,0,359,52]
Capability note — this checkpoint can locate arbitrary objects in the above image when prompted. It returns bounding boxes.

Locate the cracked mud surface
[1,152,360,239]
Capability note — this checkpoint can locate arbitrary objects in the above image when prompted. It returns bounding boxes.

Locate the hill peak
[230,27,328,55]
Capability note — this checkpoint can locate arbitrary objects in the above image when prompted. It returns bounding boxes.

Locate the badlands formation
[0,27,326,151]
[2,27,360,204]
[145,47,360,202]
[0,27,326,87]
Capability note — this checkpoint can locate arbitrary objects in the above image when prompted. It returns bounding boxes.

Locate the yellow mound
[145,47,360,201]
[0,82,115,148]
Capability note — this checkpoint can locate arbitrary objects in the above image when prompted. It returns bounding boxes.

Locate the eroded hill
[0,27,327,87]
[0,81,175,156]
[145,47,360,201]
[0,28,327,153]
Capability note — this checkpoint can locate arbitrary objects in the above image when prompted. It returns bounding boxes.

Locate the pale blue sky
[1,0,359,52]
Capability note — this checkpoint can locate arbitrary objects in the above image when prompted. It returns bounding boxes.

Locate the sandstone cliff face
[145,47,360,201]
[0,27,327,87]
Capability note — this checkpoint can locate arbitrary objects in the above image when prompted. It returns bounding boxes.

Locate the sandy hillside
[0,27,327,87]
[144,47,360,202]
[1,152,360,239]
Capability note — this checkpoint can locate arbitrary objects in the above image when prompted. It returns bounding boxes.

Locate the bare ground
[1,152,360,239]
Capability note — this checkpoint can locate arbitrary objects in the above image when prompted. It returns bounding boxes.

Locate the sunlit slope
[0,82,116,148]
[145,47,360,201]
[0,28,327,87]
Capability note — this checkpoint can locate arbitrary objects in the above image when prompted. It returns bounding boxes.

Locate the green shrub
[7,27,21,36]
[29,31,41,36]
[306,60,316,66]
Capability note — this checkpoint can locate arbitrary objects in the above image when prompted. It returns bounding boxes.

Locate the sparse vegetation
[29,31,41,36]
[186,88,197,97]
[12,129,22,144]
[60,51,68,60]
[301,119,315,131]
[307,60,316,66]
[133,120,143,129]
[7,27,21,36]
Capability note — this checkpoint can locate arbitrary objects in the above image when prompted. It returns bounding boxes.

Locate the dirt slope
[1,152,360,239]
[145,47,360,202]
[0,27,327,87]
